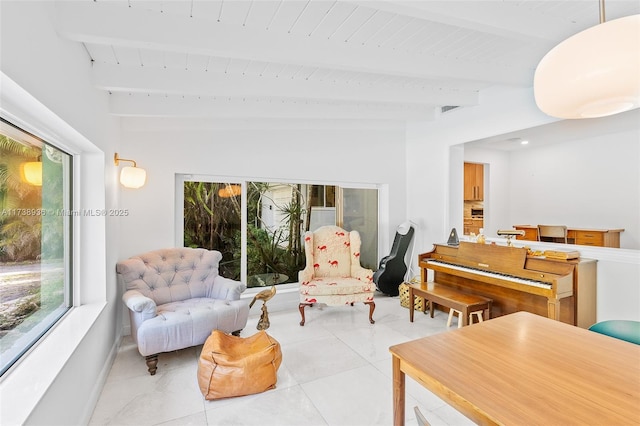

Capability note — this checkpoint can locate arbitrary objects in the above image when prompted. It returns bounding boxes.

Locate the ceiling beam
[92,63,479,107]
[108,93,437,120]
[55,1,532,87]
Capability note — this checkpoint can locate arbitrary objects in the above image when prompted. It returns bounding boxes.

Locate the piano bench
[407,282,492,327]
[448,309,484,328]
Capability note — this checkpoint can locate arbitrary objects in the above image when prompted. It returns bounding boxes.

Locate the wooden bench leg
[409,287,415,323]
[470,311,484,324]
[448,309,464,328]
[447,309,454,327]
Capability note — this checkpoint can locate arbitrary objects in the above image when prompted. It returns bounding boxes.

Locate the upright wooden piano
[419,242,597,328]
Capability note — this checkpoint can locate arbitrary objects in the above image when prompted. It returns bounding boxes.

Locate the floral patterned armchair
[298,225,375,326]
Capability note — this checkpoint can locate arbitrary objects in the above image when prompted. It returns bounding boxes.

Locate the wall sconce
[114,153,146,189]
[534,2,639,119]
[218,184,241,198]
[20,157,42,186]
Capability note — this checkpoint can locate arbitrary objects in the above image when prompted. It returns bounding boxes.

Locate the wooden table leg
[392,355,405,426]
[461,307,469,326]
[484,302,492,321]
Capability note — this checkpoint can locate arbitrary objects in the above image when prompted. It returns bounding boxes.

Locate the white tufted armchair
[116,247,249,375]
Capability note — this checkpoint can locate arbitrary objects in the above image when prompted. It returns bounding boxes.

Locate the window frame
[0,118,75,377]
[0,71,108,425]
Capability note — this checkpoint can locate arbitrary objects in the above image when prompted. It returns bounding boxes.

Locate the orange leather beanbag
[197,330,282,400]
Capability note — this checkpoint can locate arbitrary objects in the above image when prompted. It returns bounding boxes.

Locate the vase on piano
[373,222,415,296]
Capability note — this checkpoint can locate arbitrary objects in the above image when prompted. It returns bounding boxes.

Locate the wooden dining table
[389,311,640,425]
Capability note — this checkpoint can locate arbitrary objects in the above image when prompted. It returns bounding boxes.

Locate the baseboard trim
[80,336,120,424]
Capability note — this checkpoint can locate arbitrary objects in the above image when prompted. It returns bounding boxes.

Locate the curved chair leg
[299,303,308,326]
[145,354,159,375]
[365,301,376,324]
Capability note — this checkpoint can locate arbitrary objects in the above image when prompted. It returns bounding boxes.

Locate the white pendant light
[534,1,640,119]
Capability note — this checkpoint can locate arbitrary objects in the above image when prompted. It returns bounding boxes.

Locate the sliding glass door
[180,177,378,287]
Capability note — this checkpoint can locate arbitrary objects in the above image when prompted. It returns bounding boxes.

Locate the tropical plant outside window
[182,178,378,288]
[0,118,72,376]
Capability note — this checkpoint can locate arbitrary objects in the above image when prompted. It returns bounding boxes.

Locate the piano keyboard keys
[426,260,553,289]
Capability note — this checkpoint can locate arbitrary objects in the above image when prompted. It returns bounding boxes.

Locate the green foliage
[245,183,306,284]
[183,181,242,279]
[184,180,307,287]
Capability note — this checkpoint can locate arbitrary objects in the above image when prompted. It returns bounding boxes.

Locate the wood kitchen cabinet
[464,162,484,201]
[464,218,483,236]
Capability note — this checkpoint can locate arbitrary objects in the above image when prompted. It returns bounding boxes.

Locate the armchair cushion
[117,248,250,365]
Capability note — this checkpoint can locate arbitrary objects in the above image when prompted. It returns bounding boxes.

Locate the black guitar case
[373,224,415,296]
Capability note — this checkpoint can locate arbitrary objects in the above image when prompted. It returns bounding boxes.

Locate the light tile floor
[90,294,475,426]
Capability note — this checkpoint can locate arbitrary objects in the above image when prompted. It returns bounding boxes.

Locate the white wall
[407,86,555,254]
[460,109,639,249]
[407,87,640,322]
[507,128,639,249]
[0,2,121,424]
[118,118,408,259]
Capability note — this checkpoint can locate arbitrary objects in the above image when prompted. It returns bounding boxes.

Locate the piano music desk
[408,282,492,326]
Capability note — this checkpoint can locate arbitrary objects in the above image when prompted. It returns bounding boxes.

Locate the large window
[180,178,378,288]
[0,118,72,376]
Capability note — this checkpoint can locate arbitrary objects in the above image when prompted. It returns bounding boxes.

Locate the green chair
[588,320,640,345]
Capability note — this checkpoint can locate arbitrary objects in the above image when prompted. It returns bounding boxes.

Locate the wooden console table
[513,225,624,248]
[389,311,640,426]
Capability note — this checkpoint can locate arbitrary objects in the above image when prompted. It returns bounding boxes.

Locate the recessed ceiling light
[521,140,529,145]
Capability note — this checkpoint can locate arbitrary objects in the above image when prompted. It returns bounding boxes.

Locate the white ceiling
[55,0,639,122]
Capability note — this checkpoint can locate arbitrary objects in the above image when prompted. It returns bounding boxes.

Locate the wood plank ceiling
[54,0,640,121]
